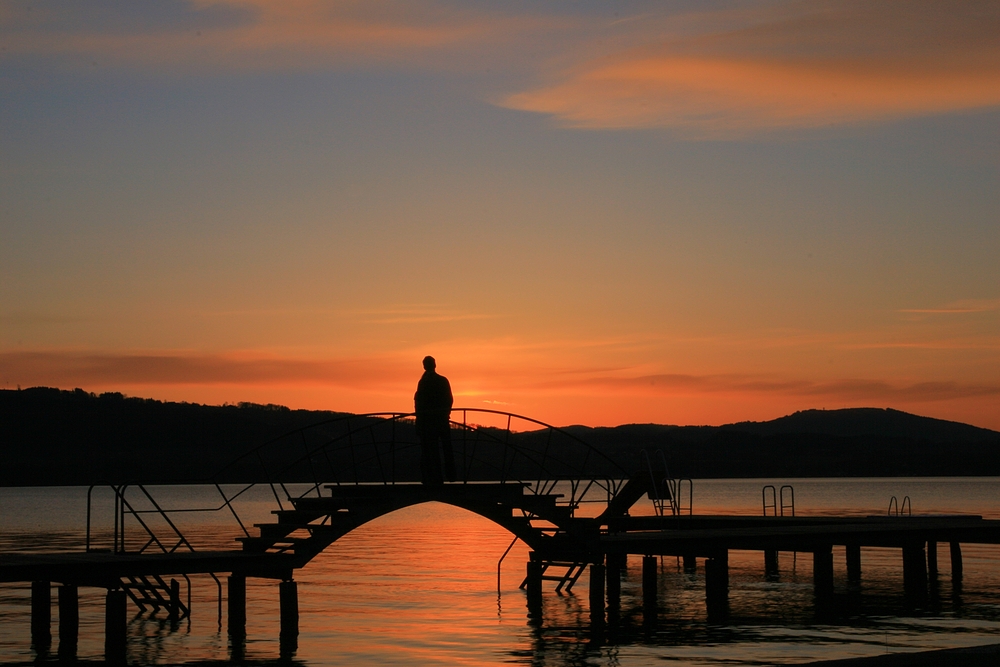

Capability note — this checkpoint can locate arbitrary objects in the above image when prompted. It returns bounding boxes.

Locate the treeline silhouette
[1,387,999,486]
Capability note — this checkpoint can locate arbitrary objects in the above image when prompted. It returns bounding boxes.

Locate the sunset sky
[2,0,998,429]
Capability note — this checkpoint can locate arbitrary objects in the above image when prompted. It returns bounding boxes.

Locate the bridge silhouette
[4,408,1000,663]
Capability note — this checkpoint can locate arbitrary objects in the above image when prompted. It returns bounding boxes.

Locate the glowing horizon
[2,1,998,430]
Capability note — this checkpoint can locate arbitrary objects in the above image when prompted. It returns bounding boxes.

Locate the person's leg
[420,436,443,485]
[440,424,456,482]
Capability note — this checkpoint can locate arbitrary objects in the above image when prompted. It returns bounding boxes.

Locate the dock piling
[104,588,127,666]
[526,554,543,600]
[279,579,298,639]
[589,562,605,624]
[57,584,78,658]
[927,541,938,578]
[641,556,658,610]
[227,575,246,637]
[846,544,862,584]
[813,546,834,600]
[902,543,928,600]
[683,555,697,572]
[606,553,623,611]
[30,581,51,651]
[950,542,963,582]
[169,578,180,623]
[705,551,729,620]
[764,550,779,578]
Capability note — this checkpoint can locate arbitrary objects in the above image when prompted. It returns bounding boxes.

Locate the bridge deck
[0,550,296,586]
[603,515,1000,555]
[4,511,999,586]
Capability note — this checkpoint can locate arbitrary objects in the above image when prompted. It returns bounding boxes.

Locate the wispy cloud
[3,349,997,407]
[0,350,409,389]
[556,372,1000,403]
[503,1,1000,136]
[899,299,1000,314]
[0,0,549,72]
[353,305,498,325]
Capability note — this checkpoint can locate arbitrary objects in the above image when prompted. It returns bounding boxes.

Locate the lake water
[2,478,1000,665]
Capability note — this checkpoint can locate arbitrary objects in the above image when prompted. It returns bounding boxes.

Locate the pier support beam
[641,556,658,610]
[104,588,127,666]
[950,542,963,582]
[279,579,298,656]
[927,541,938,578]
[606,554,623,611]
[764,550,779,578]
[168,578,180,623]
[57,584,78,658]
[30,581,51,651]
[589,563,605,624]
[683,555,697,573]
[813,546,834,601]
[279,580,298,639]
[526,555,543,601]
[705,551,729,621]
[227,575,246,637]
[902,543,928,600]
[846,544,862,584]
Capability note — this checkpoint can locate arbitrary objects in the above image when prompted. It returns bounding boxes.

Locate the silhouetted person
[414,356,455,485]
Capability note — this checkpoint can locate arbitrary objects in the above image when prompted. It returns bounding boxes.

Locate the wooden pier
[3,410,1000,662]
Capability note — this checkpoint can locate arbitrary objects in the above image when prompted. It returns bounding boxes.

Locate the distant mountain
[723,407,1000,443]
[1,387,999,485]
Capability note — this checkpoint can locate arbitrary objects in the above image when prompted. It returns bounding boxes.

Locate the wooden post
[589,563,605,624]
[927,541,938,578]
[950,542,963,582]
[104,588,127,666]
[606,557,621,611]
[279,580,298,639]
[705,551,729,620]
[902,544,928,600]
[227,575,246,637]
[846,544,862,584]
[168,578,180,623]
[641,556,658,609]
[764,550,779,578]
[526,556,543,601]
[31,581,51,650]
[813,546,834,601]
[57,584,78,654]
[683,555,697,572]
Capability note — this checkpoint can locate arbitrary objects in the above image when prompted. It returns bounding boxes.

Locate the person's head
[422,355,436,371]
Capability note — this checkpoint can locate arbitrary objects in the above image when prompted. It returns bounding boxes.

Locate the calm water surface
[2,478,1000,665]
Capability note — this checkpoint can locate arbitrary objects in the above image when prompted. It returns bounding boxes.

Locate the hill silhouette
[1,387,999,485]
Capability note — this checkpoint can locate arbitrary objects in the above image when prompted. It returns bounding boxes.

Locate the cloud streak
[503,0,1000,135]
[3,350,997,405]
[899,299,1000,314]
[562,373,1000,403]
[0,0,541,71]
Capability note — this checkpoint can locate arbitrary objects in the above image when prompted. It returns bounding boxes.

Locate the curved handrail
[92,408,633,558]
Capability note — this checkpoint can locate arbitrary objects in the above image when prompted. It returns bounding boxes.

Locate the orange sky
[2,1,999,429]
